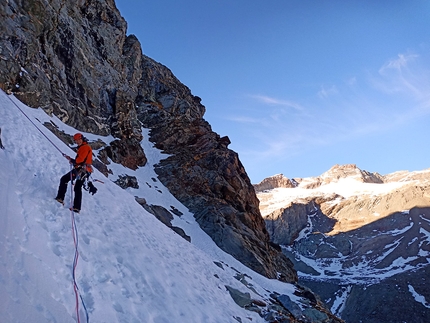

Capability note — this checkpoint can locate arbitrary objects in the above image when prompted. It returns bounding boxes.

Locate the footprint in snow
[80,234,90,245]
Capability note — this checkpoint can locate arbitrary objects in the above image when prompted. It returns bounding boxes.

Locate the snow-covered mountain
[0,91,344,322]
[255,165,430,323]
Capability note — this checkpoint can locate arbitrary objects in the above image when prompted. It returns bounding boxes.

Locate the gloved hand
[63,154,73,164]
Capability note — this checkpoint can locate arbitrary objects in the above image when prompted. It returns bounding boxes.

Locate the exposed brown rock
[138,104,297,282]
[320,164,383,184]
[254,174,296,192]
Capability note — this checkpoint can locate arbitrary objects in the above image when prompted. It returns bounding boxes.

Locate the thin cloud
[249,95,305,111]
[373,52,426,98]
[378,53,419,73]
[317,85,339,99]
[226,115,261,124]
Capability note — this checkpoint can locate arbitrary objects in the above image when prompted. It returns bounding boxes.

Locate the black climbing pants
[56,170,85,211]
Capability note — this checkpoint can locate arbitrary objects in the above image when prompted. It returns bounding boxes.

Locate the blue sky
[115,0,430,183]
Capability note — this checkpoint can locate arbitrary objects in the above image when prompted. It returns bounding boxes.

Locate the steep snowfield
[0,90,297,323]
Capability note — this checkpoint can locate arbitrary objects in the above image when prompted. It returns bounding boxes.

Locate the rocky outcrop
[320,164,383,184]
[137,201,191,242]
[265,201,316,245]
[0,0,296,283]
[226,283,344,323]
[114,174,139,189]
[383,168,430,183]
[254,174,296,192]
[265,200,337,246]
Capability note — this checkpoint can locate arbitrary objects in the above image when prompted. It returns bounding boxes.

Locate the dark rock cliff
[0,0,296,282]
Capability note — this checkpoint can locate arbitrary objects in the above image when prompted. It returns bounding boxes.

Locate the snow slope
[0,90,299,323]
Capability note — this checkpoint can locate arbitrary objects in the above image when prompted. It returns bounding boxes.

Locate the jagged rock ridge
[254,174,297,192]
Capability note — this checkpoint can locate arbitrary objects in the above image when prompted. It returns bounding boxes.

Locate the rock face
[256,165,430,322]
[0,0,296,282]
[265,200,337,246]
[0,0,146,169]
[254,174,296,192]
[319,164,383,184]
[136,85,296,282]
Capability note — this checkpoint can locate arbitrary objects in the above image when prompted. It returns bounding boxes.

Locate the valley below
[256,164,430,323]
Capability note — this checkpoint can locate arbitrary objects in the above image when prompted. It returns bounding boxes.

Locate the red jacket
[73,142,93,172]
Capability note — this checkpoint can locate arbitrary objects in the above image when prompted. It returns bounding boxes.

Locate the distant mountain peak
[254,164,384,193]
[253,174,296,192]
[320,163,383,184]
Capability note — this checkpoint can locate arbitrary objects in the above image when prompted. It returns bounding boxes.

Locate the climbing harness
[74,166,98,196]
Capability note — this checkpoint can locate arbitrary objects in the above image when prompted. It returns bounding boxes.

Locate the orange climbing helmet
[73,133,83,141]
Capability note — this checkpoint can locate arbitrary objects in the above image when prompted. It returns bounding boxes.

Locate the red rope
[69,167,81,323]
[6,94,66,155]
[9,93,87,322]
[71,218,80,322]
[68,168,89,323]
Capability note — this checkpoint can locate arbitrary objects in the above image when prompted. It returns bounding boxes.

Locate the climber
[55,133,93,213]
